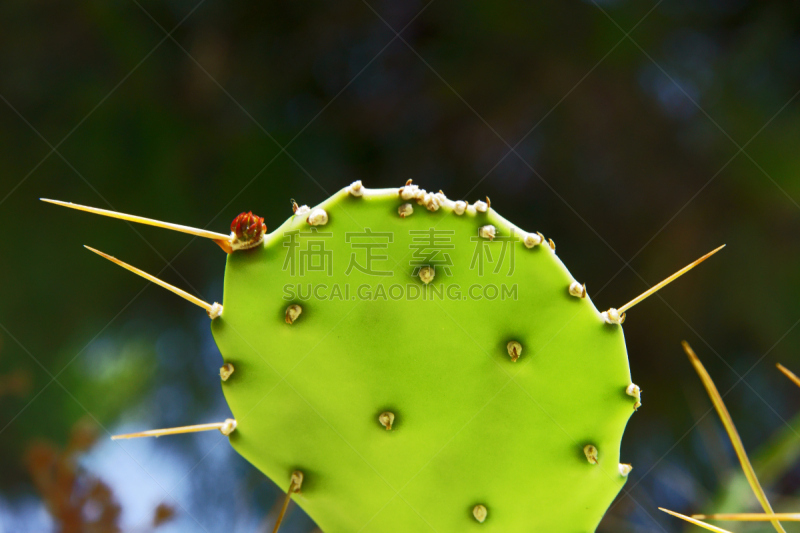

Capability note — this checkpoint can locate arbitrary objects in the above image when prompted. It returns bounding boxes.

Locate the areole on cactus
[43,181,723,532]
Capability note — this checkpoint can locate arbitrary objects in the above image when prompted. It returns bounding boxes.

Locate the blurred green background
[2,0,800,531]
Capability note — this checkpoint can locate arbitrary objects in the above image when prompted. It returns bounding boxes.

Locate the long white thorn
[659,508,734,533]
[605,245,726,324]
[694,513,800,522]
[618,245,726,314]
[112,419,236,440]
[42,199,232,246]
[84,246,221,318]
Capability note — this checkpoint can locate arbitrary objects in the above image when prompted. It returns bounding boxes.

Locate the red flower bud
[230,212,266,250]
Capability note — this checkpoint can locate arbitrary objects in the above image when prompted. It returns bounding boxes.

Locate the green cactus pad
[212,183,637,532]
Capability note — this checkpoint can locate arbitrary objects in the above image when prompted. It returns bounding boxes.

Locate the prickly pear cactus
[213,181,638,532]
[46,181,645,532]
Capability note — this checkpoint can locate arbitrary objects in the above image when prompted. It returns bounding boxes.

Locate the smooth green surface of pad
[212,186,635,532]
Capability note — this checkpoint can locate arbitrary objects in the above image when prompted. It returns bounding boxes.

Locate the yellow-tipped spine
[693,513,800,522]
[42,199,232,248]
[659,508,735,533]
[84,246,221,318]
[112,419,236,440]
[777,363,800,389]
[615,244,726,316]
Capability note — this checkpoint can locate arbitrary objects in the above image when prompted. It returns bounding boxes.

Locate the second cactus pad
[212,183,636,532]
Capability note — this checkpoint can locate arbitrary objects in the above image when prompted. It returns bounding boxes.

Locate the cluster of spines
[42,181,724,529]
[659,344,800,533]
